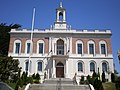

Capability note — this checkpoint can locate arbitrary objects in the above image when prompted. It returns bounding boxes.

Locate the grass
[8,82,16,89]
[103,82,116,90]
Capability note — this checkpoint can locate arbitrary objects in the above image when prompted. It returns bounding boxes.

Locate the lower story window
[78,62,83,72]
[38,62,42,71]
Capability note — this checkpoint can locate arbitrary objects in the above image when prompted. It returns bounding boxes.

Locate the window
[99,40,107,55]
[25,61,31,72]
[37,40,44,54]
[101,44,106,54]
[15,43,20,54]
[89,44,94,54]
[14,40,21,54]
[38,62,42,71]
[27,43,31,54]
[39,43,43,54]
[76,40,83,54]
[77,44,82,54]
[25,61,29,71]
[57,39,64,55]
[78,62,83,72]
[102,62,107,72]
[90,62,95,72]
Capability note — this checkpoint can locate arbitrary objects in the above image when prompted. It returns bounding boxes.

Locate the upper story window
[57,39,64,55]
[15,43,20,54]
[76,40,83,54]
[27,43,31,54]
[78,62,83,72]
[90,62,95,72]
[99,41,107,55]
[39,43,43,54]
[88,40,95,54]
[89,44,94,54]
[37,61,42,71]
[14,40,21,54]
[25,40,32,54]
[37,40,45,54]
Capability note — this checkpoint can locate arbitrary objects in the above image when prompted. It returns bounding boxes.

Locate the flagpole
[28,8,36,77]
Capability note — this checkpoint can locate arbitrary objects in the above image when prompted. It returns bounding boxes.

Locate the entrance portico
[52,55,69,78]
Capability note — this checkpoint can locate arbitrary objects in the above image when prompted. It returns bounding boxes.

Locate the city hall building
[8,3,114,82]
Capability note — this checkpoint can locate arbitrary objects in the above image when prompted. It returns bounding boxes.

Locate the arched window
[76,40,83,54]
[102,62,108,72]
[14,40,21,54]
[25,60,31,72]
[90,62,95,72]
[88,40,95,54]
[57,39,64,55]
[37,40,45,54]
[99,40,107,55]
[59,12,63,21]
[78,62,83,72]
[25,40,32,54]
[38,61,42,71]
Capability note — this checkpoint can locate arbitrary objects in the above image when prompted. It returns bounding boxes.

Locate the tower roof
[56,2,66,10]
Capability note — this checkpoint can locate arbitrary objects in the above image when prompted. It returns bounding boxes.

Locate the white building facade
[8,3,114,82]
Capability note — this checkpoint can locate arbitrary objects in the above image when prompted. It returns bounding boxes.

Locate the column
[52,60,56,78]
[65,60,68,78]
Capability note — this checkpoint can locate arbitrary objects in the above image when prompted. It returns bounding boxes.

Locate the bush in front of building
[93,78,104,90]
[32,73,40,83]
[102,71,106,82]
[80,75,85,84]
[115,76,120,90]
[111,73,115,83]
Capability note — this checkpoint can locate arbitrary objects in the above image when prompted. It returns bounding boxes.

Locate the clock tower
[54,2,67,30]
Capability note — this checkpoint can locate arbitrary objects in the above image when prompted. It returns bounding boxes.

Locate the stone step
[44,78,74,84]
[29,84,90,90]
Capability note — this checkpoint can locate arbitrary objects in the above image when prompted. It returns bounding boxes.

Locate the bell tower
[54,2,67,30]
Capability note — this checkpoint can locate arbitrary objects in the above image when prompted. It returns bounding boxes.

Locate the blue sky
[0,0,120,74]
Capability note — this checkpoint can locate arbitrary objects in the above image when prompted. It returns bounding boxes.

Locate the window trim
[24,60,32,72]
[14,40,21,54]
[37,60,43,72]
[90,61,96,72]
[37,40,45,54]
[99,40,107,55]
[88,40,95,55]
[77,61,84,72]
[76,40,83,55]
[102,61,108,72]
[25,40,32,54]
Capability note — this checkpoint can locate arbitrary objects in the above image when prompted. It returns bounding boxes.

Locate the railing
[56,78,62,90]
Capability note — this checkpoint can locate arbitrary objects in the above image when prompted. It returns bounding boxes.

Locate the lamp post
[117,50,120,63]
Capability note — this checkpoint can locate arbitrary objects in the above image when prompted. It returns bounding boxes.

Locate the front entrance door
[56,62,64,78]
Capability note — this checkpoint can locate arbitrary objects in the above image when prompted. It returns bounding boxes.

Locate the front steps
[29,78,90,90]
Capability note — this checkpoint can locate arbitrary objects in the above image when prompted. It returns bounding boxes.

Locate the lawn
[103,82,116,90]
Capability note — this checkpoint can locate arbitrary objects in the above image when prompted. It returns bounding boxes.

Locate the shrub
[16,78,23,88]
[93,78,104,90]
[26,77,33,84]
[111,73,115,83]
[32,73,36,79]
[87,75,90,80]
[92,71,98,78]
[36,73,40,80]
[115,77,120,90]
[102,71,106,82]
[33,79,40,83]
[80,76,85,84]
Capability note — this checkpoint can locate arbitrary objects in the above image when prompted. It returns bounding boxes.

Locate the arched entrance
[57,39,64,55]
[56,62,64,78]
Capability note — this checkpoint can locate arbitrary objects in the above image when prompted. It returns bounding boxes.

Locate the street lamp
[117,50,120,63]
